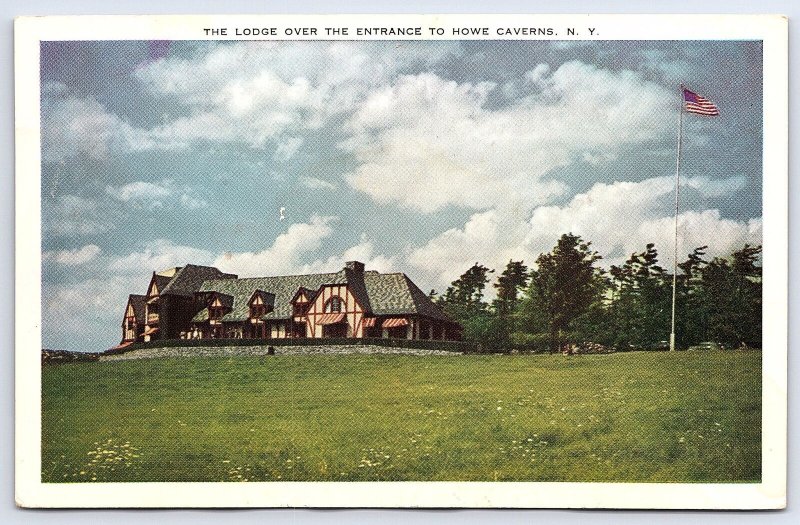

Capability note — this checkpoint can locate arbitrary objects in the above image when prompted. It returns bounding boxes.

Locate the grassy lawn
[41,350,761,483]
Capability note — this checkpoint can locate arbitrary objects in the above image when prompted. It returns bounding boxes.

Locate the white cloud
[342,62,674,213]
[407,209,530,289]
[521,175,762,270]
[299,238,397,275]
[179,194,209,210]
[106,179,208,210]
[213,215,337,277]
[299,176,337,190]
[44,244,102,266]
[43,276,133,348]
[134,41,462,153]
[111,180,173,202]
[41,86,156,163]
[274,137,304,161]
[408,175,762,292]
[108,239,216,275]
[683,175,748,199]
[44,194,115,237]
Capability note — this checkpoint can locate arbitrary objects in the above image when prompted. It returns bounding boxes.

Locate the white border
[14,13,788,509]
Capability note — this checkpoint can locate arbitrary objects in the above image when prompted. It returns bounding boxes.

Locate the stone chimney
[344,261,365,274]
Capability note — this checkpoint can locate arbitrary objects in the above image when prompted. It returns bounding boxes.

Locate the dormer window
[209,305,225,320]
[325,296,342,313]
[248,290,274,320]
[250,304,266,318]
[207,295,231,323]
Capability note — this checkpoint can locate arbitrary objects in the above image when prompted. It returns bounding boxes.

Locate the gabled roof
[192,271,346,323]
[210,292,234,310]
[159,264,237,297]
[363,272,452,322]
[126,294,147,321]
[249,289,276,308]
[189,265,453,324]
[148,274,173,296]
[290,287,315,304]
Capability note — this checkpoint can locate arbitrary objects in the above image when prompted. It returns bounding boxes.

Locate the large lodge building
[116,261,462,349]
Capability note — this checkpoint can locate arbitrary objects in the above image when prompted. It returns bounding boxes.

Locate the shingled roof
[363,272,451,322]
[159,264,237,297]
[150,275,172,295]
[192,271,346,323]
[126,294,147,321]
[190,264,453,324]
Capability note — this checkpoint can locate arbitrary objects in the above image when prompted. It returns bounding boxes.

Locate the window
[292,303,307,316]
[250,305,266,318]
[325,296,342,313]
[209,307,224,320]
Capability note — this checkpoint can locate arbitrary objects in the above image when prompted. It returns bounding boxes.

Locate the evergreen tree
[609,243,671,349]
[441,263,494,310]
[676,246,709,347]
[492,260,529,338]
[699,244,762,347]
[526,234,603,352]
[438,263,497,347]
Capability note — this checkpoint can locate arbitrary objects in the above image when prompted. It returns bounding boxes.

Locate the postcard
[15,14,787,509]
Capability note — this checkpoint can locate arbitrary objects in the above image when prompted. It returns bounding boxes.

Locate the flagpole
[670,85,684,353]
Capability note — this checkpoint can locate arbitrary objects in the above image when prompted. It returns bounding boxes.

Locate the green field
[41,351,761,483]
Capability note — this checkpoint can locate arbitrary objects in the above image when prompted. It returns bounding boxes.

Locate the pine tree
[492,260,529,337]
[526,234,603,353]
[699,244,762,347]
[439,263,497,347]
[609,243,671,349]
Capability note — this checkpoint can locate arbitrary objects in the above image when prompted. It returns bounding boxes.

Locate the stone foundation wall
[99,344,462,361]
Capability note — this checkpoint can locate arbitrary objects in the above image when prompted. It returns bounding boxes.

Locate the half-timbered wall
[305,285,365,338]
[122,303,136,341]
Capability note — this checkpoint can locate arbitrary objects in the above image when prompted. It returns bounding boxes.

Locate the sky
[40,39,763,351]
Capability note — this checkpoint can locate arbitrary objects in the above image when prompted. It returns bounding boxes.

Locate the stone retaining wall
[99,344,462,361]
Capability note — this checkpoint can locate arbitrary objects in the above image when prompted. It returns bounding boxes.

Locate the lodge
[115,260,462,349]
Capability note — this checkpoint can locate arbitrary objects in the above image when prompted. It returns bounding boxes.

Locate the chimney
[344,261,365,274]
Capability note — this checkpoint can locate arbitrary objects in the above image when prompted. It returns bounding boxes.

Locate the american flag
[682,88,720,116]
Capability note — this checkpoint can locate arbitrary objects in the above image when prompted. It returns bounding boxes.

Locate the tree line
[432,233,762,352]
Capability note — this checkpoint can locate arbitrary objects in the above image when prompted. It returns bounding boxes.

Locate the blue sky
[40,40,763,351]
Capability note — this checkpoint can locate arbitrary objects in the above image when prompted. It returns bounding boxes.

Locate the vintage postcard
[15,14,787,508]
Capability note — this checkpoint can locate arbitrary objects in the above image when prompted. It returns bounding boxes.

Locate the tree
[676,246,709,347]
[608,243,671,349]
[699,244,762,347]
[438,263,497,346]
[492,260,529,338]
[526,234,603,352]
[441,263,494,309]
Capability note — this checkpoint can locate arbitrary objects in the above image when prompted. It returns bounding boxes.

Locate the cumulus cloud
[522,176,762,268]
[342,62,674,213]
[213,215,337,277]
[299,238,397,275]
[134,41,462,152]
[41,84,156,163]
[299,176,337,190]
[44,244,102,266]
[106,179,209,210]
[107,239,216,275]
[43,276,133,346]
[408,175,762,291]
[43,194,115,237]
